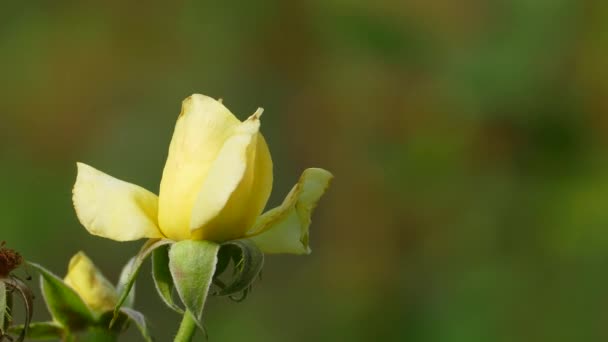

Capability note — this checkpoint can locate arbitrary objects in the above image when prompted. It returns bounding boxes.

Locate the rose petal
[191,110,272,242]
[158,94,241,240]
[248,168,333,254]
[73,163,163,241]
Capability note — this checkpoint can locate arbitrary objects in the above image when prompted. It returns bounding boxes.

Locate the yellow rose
[63,252,118,313]
[73,94,332,254]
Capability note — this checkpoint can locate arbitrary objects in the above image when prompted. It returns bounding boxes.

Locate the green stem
[174,310,197,342]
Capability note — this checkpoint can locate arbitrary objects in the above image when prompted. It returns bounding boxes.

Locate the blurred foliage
[2,0,608,341]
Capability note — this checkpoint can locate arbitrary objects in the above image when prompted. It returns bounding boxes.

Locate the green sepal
[67,327,118,342]
[213,240,264,300]
[29,263,95,331]
[2,287,12,335]
[152,245,183,314]
[112,238,172,326]
[116,257,136,309]
[120,307,153,342]
[4,276,34,342]
[9,322,64,340]
[99,307,152,342]
[99,310,128,334]
[0,281,6,334]
[169,240,219,331]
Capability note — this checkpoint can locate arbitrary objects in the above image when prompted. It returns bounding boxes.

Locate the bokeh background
[2,1,608,341]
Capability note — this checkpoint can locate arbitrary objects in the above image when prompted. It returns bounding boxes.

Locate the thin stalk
[174,310,197,342]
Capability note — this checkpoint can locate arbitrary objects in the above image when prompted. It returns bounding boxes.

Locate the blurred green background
[2,0,608,341]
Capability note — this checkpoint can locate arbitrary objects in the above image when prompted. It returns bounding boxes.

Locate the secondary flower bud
[64,252,118,313]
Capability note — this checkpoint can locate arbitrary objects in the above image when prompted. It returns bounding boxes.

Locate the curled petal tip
[248,107,264,120]
[248,167,333,254]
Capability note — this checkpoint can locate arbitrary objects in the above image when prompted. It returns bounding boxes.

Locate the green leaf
[120,307,153,342]
[152,245,183,314]
[116,257,136,309]
[29,262,95,330]
[169,240,219,330]
[213,240,264,299]
[9,322,64,340]
[112,238,172,326]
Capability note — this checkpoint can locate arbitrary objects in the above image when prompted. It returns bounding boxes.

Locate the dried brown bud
[0,241,23,277]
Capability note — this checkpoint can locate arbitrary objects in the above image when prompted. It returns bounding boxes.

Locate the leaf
[169,240,219,331]
[121,307,153,342]
[9,322,64,340]
[29,262,95,331]
[116,257,136,309]
[152,245,183,314]
[213,240,264,299]
[112,238,172,326]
